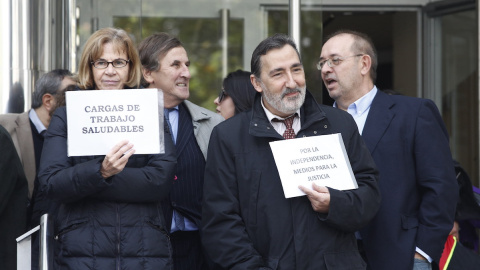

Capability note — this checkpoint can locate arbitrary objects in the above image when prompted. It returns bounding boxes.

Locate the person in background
[319,29,458,270]
[0,69,75,208]
[38,27,177,269]
[47,83,78,113]
[7,82,25,113]
[450,161,480,251]
[138,32,223,270]
[0,124,28,270]
[0,70,76,270]
[201,33,380,269]
[436,160,480,269]
[29,82,79,270]
[214,69,257,119]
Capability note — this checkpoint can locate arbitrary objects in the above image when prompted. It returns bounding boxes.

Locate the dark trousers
[171,230,209,270]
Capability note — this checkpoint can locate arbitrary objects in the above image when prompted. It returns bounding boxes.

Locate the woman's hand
[100,140,135,178]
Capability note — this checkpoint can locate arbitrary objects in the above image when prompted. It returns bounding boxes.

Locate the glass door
[76,0,251,110]
[74,0,326,111]
[424,1,478,186]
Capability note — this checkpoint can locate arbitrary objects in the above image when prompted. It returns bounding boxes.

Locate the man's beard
[261,82,306,116]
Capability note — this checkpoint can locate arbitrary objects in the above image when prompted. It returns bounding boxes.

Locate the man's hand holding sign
[298,183,331,213]
[269,133,358,211]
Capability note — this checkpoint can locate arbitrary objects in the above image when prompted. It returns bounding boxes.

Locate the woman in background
[38,27,176,269]
[214,69,257,119]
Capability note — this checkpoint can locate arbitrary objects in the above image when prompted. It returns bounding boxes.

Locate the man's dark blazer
[164,100,223,228]
[164,100,223,270]
[359,90,458,270]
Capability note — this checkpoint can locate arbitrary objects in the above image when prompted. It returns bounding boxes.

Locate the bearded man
[201,33,381,270]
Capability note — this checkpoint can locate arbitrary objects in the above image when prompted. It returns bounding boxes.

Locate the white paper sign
[269,133,358,198]
[66,88,164,156]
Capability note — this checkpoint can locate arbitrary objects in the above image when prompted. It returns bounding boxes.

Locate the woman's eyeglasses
[91,58,130,69]
[218,89,228,103]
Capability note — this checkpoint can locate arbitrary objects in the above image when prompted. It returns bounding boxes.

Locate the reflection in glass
[7,82,25,113]
[114,16,244,111]
[440,10,478,184]
[268,10,323,103]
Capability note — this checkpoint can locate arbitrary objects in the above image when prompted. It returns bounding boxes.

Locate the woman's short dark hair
[222,70,257,114]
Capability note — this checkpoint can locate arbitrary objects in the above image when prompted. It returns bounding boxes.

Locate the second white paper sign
[269,133,358,198]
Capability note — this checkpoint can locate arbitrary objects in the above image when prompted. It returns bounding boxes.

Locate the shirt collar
[333,86,377,115]
[29,109,47,134]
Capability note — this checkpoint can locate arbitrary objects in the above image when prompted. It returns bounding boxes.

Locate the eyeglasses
[91,59,130,69]
[316,54,364,70]
[218,89,228,103]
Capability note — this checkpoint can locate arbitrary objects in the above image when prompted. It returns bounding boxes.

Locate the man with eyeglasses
[319,30,458,270]
[138,33,223,270]
[201,33,381,269]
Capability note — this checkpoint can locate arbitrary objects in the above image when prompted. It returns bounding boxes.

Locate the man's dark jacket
[202,91,381,270]
[359,90,458,269]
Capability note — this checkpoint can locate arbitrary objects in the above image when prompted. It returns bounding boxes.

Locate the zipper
[146,220,173,269]
[116,205,120,270]
[146,220,170,238]
[54,220,88,240]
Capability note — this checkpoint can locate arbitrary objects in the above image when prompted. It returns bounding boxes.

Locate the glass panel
[76,0,247,112]
[440,10,478,185]
[268,10,324,103]
[75,0,143,67]
[114,16,244,110]
[267,10,418,105]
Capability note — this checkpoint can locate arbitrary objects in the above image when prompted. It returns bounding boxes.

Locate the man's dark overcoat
[202,91,381,270]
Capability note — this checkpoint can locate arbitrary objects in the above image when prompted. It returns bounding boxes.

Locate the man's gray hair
[251,33,301,79]
[31,69,73,109]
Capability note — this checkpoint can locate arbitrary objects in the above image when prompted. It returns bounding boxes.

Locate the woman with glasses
[214,69,257,119]
[38,27,176,269]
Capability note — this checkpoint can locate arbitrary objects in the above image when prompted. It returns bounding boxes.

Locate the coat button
[267,127,270,129]
[254,123,258,126]
[314,131,317,134]
[324,125,328,128]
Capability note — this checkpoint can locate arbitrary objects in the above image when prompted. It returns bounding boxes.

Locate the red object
[439,235,457,270]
